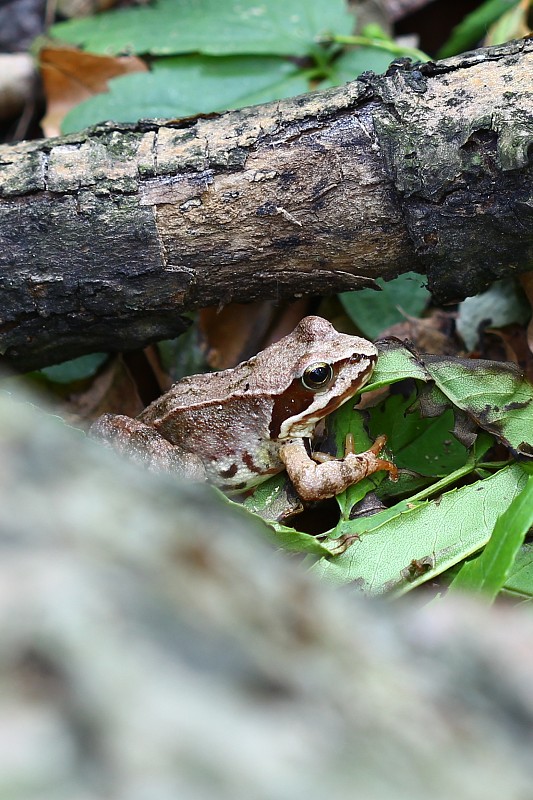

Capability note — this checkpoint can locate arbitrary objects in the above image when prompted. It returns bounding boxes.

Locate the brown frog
[90,316,397,501]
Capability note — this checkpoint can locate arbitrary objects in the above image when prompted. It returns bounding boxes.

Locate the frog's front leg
[90,414,207,481]
[279,434,397,502]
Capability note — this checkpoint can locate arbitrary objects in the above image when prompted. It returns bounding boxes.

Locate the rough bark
[0,39,531,371]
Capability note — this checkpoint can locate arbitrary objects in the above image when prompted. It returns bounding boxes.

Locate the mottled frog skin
[90,316,397,501]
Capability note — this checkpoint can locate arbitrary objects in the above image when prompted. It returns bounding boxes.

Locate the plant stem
[406,463,479,503]
[323,34,430,63]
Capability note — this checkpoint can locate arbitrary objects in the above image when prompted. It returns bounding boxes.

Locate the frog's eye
[301,362,334,391]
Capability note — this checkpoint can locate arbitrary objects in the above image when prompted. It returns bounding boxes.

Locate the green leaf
[328,46,394,84]
[366,340,533,460]
[263,523,335,555]
[504,542,533,598]
[368,393,469,478]
[312,464,528,595]
[39,353,107,383]
[326,398,381,519]
[486,2,530,45]
[366,339,430,391]
[423,355,533,457]
[236,473,333,554]
[456,279,530,351]
[437,0,521,59]
[326,32,428,66]
[62,55,308,132]
[238,340,532,584]
[51,0,354,57]
[241,472,301,524]
[340,272,430,340]
[325,387,462,518]
[448,474,533,600]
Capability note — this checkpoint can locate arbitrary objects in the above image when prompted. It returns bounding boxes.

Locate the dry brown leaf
[39,45,147,136]
[378,310,462,356]
[199,300,313,370]
[199,302,278,370]
[484,324,533,382]
[142,344,174,393]
[67,355,144,425]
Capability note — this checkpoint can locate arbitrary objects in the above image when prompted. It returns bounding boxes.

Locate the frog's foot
[280,434,397,502]
[345,433,398,481]
[90,414,206,481]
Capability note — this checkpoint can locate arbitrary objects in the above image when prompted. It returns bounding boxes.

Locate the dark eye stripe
[269,356,375,440]
[269,377,314,439]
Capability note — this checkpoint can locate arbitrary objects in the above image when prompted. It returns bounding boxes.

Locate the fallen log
[0,38,531,370]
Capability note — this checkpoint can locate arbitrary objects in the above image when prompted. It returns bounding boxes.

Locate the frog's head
[264,316,377,440]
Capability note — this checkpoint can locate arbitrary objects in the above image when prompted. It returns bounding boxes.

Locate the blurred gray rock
[0,53,34,120]
[0,0,46,52]
[2,389,533,800]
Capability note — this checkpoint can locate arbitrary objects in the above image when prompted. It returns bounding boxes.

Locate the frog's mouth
[272,356,376,440]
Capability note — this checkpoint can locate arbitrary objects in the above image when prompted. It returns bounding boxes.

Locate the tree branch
[0,39,531,370]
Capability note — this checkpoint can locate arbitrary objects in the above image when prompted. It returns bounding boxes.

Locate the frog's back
[138,359,263,424]
[139,314,372,431]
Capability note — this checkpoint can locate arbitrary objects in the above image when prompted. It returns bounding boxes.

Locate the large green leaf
[312,464,528,595]
[449,474,533,600]
[340,272,430,340]
[424,355,533,457]
[51,0,354,57]
[367,393,469,478]
[62,55,308,132]
[367,341,533,458]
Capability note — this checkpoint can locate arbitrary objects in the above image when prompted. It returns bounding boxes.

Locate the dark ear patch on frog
[269,378,315,439]
[270,357,375,439]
